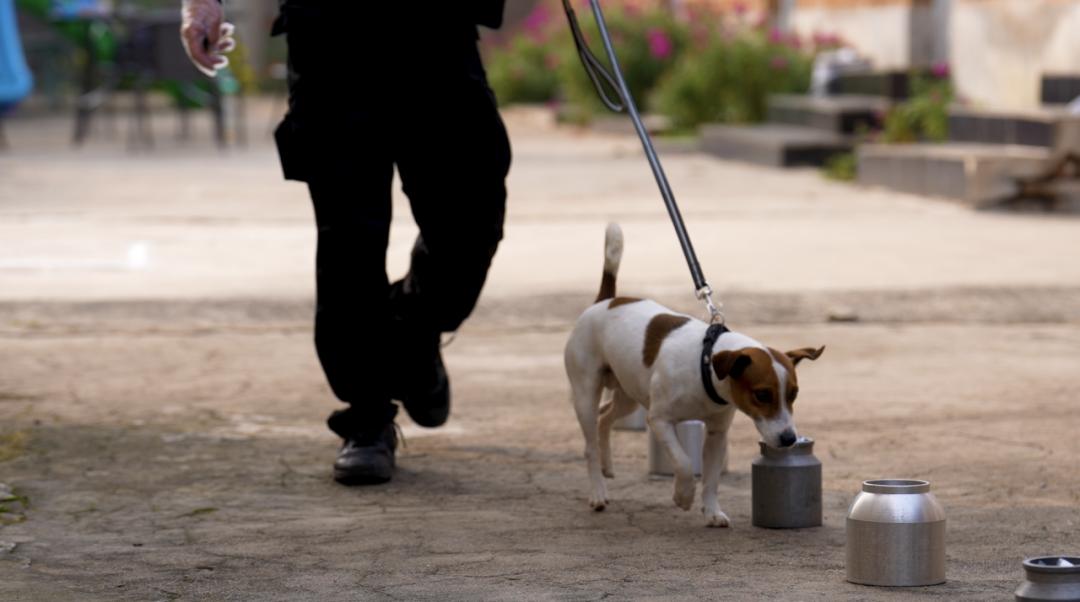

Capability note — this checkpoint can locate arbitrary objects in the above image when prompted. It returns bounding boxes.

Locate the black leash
[700,323,731,406]
[562,0,723,325]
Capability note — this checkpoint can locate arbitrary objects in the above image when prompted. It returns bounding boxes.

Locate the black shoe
[398,343,451,428]
[387,279,451,428]
[333,422,397,486]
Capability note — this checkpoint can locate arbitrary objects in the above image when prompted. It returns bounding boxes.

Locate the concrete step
[699,123,851,167]
[827,70,912,100]
[767,94,890,134]
[857,143,1050,205]
[948,106,1065,148]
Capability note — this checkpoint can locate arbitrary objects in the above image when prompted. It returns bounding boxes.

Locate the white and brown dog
[564,224,824,527]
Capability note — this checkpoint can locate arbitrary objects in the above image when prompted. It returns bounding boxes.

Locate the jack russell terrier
[564,224,824,527]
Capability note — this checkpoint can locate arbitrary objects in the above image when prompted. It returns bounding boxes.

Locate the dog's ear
[712,350,753,380]
[786,346,825,365]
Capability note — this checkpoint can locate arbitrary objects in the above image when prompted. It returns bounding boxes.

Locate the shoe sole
[333,467,394,486]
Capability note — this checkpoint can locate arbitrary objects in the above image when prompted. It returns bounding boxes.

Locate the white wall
[790,4,916,70]
[951,0,1080,109]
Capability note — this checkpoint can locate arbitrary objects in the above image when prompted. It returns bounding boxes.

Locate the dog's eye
[753,390,773,404]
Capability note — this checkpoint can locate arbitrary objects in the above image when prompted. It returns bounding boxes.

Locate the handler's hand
[180,0,236,77]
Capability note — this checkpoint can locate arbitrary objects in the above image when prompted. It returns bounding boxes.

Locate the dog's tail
[595,223,624,303]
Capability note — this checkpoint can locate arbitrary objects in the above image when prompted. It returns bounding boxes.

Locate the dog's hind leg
[597,386,637,479]
[568,369,609,511]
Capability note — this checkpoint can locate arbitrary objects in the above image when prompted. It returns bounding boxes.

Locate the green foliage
[652,30,813,130]
[882,74,953,143]
[483,2,822,127]
[486,34,563,105]
[823,152,857,181]
[0,483,29,526]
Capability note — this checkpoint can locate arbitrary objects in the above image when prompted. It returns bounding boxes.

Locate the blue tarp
[0,0,34,110]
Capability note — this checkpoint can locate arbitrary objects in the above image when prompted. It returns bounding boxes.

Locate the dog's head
[711,345,824,448]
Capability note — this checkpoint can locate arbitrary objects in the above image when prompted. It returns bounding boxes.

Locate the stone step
[857,143,1050,205]
[948,106,1065,148]
[767,94,890,134]
[827,70,912,100]
[699,123,851,167]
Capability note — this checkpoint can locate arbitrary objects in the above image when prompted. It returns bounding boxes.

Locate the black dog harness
[700,323,731,406]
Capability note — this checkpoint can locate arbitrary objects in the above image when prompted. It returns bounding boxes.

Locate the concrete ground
[1,105,1080,600]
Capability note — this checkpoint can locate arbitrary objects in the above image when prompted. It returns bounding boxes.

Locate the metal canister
[751,437,822,529]
[1015,556,1080,601]
[648,420,704,477]
[846,479,946,586]
[614,406,647,431]
[842,482,946,583]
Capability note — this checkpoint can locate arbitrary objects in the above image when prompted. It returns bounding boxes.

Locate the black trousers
[274,5,512,438]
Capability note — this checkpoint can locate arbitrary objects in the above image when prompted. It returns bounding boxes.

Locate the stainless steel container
[1015,556,1080,601]
[752,437,822,529]
[614,406,647,431]
[846,479,946,587]
[648,420,704,477]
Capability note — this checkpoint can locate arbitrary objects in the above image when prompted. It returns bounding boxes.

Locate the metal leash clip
[696,285,725,325]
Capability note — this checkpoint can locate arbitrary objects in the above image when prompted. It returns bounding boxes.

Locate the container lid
[1023,556,1080,574]
[759,436,814,457]
[862,479,930,494]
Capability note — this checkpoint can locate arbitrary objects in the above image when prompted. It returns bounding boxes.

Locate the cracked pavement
[1,106,1080,600]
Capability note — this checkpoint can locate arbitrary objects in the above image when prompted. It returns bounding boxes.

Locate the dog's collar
[701,323,731,406]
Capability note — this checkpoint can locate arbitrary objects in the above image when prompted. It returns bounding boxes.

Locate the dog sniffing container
[648,420,704,477]
[1015,556,1080,601]
[846,479,946,587]
[752,437,821,529]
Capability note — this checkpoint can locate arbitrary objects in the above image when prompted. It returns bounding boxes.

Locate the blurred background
[4,0,1080,203]
[4,2,1080,597]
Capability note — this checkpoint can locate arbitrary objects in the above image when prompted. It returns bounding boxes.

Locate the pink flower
[522,5,549,35]
[930,61,950,79]
[812,31,841,47]
[769,28,801,49]
[733,1,748,16]
[769,55,789,71]
[646,27,674,59]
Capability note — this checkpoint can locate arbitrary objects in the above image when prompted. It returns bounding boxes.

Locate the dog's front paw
[703,507,730,528]
[589,496,609,512]
[673,479,695,511]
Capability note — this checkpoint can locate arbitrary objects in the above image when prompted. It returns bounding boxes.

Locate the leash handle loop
[563,0,625,113]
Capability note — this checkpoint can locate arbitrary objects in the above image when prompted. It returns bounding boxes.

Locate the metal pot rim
[1023,556,1080,574]
[862,479,930,494]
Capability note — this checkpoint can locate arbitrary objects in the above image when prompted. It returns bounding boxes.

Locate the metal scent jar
[846,479,946,587]
[751,437,822,529]
[614,406,647,431]
[647,420,704,477]
[1015,556,1080,601]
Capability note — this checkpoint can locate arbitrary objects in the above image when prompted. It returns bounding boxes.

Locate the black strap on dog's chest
[701,323,731,406]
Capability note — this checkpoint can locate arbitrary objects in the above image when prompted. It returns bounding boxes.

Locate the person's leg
[394,80,511,333]
[391,71,511,426]
[274,2,403,482]
[308,169,397,439]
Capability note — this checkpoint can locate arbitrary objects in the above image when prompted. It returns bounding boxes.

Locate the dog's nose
[778,430,797,448]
